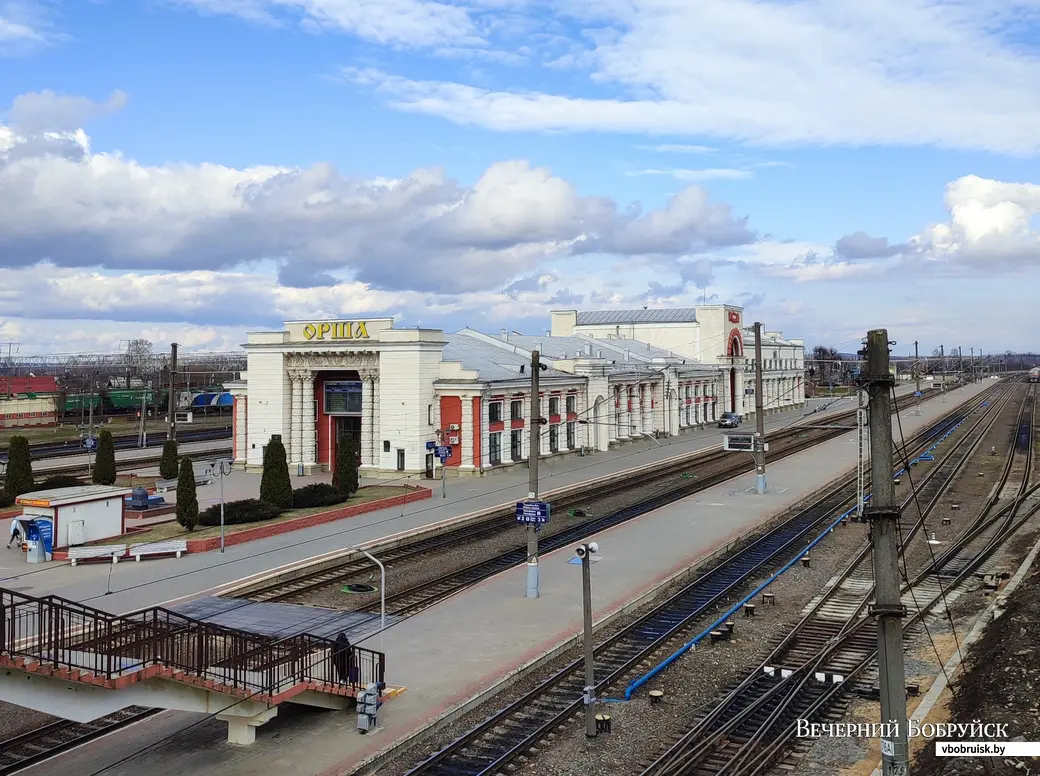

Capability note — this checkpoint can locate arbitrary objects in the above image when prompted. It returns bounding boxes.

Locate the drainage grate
[341,583,378,594]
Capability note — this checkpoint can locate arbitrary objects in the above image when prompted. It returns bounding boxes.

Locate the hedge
[198,498,283,527]
[291,483,349,509]
[38,475,84,490]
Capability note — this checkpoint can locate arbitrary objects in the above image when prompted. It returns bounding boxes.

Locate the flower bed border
[50,484,431,560]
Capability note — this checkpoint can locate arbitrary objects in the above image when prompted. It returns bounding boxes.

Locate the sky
[3,1,1040,360]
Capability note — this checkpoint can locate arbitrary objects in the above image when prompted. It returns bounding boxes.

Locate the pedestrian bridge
[0,587,388,744]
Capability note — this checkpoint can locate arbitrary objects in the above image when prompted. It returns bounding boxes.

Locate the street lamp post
[351,546,386,651]
[208,459,233,553]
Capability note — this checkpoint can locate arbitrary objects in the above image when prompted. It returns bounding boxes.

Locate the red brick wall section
[51,486,432,560]
[439,396,463,467]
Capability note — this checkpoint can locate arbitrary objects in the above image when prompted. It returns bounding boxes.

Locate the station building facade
[229,308,805,478]
[550,306,805,419]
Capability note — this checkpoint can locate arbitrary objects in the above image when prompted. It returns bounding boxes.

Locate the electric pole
[753,322,766,494]
[527,350,545,599]
[167,343,178,442]
[578,542,598,738]
[913,341,921,416]
[138,383,148,448]
[970,347,975,382]
[861,329,910,776]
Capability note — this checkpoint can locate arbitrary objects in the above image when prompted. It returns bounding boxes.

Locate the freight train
[1030,367,1040,383]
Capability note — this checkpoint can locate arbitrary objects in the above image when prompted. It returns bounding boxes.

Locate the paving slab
[24,380,993,776]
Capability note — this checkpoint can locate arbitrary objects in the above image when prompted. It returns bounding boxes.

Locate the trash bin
[298,463,304,476]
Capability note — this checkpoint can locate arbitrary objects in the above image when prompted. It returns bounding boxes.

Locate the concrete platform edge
[345,465,860,776]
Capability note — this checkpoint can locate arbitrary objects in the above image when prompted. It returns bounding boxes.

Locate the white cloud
[339,1,1040,154]
[0,1,59,56]
[626,167,754,182]
[911,175,1040,269]
[637,144,715,154]
[7,89,128,133]
[171,0,483,48]
[0,112,756,295]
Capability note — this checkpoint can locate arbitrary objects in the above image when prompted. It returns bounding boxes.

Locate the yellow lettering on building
[301,322,372,341]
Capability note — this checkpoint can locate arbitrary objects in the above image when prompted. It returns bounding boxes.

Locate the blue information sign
[914,391,922,397]
[516,500,550,524]
[36,519,53,555]
[426,441,436,450]
[84,436,97,451]
[435,445,451,461]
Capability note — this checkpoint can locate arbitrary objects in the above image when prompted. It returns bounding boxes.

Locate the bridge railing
[0,588,384,697]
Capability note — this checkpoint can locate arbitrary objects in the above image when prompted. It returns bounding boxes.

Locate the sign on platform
[426,441,436,451]
[516,500,550,524]
[83,436,97,451]
[914,391,922,397]
[724,434,755,452]
[435,445,452,461]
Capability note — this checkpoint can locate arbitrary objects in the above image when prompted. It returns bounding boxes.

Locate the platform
[6,388,924,615]
[21,380,992,776]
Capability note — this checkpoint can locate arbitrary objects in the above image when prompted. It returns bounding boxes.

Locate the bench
[68,544,127,566]
[155,479,177,493]
[129,539,188,561]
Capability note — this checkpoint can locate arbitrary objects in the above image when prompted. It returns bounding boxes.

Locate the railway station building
[229,307,804,478]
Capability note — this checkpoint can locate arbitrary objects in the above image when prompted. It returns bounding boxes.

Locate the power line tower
[859,329,911,776]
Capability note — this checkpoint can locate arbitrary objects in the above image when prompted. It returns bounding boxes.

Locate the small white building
[16,485,131,550]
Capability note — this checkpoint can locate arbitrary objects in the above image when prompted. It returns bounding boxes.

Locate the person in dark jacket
[332,632,353,683]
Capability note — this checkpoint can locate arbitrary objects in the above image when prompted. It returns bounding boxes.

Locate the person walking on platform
[7,519,23,550]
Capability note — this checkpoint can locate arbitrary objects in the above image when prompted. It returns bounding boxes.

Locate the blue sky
[3,0,1040,358]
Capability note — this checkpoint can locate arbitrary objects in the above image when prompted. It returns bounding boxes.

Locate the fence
[0,587,384,699]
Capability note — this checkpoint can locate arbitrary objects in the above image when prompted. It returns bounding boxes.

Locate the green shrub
[159,439,179,480]
[292,483,350,509]
[332,441,359,496]
[2,436,34,499]
[175,457,199,531]
[260,436,293,509]
[38,474,84,490]
[92,429,116,485]
[198,498,283,527]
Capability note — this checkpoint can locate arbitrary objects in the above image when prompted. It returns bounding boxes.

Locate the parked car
[718,412,741,428]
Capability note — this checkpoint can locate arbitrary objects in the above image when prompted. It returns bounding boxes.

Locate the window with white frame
[549,424,559,452]
[510,429,523,460]
[510,400,523,420]
[566,421,575,449]
[566,395,576,414]
[489,402,503,422]
[489,432,502,465]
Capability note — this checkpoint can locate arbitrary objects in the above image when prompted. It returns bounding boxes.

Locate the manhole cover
[568,509,589,518]
[341,583,378,594]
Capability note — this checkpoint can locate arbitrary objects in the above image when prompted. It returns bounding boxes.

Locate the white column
[360,370,375,469]
[460,394,472,469]
[371,374,381,469]
[301,370,316,468]
[290,371,302,464]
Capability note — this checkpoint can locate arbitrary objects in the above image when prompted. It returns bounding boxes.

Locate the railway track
[400,384,1006,776]
[238,389,948,607]
[0,707,157,775]
[0,426,231,460]
[639,382,1034,776]
[27,444,233,478]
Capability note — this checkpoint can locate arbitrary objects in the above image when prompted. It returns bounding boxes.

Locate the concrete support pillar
[218,706,279,746]
[301,370,316,470]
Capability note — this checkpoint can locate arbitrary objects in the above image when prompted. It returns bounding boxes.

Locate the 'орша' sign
[302,322,371,340]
